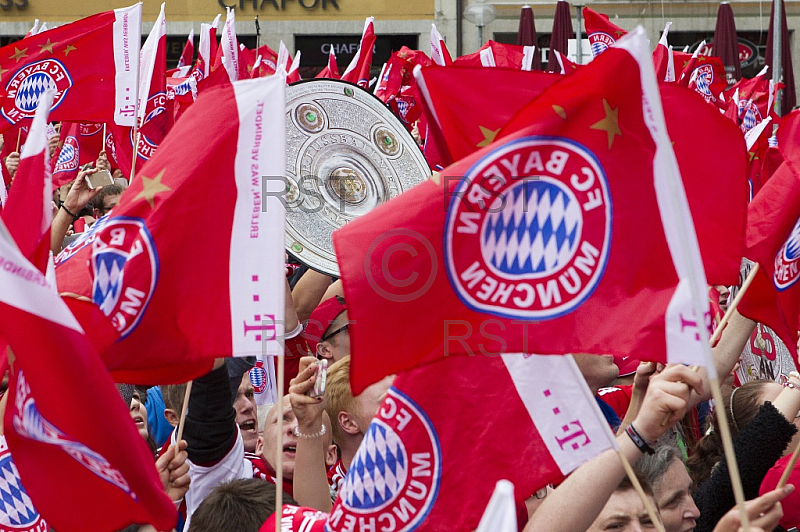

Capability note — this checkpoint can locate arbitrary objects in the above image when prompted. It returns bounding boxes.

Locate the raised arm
[524,365,705,532]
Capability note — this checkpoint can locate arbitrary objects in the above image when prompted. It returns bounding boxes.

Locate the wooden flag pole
[709,264,760,346]
[777,441,800,488]
[710,377,751,530]
[275,354,285,532]
[15,129,22,152]
[617,450,666,532]
[175,380,193,444]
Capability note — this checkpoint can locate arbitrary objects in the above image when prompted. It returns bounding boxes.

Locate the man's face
[258,396,298,479]
[95,193,120,218]
[573,354,620,393]
[655,459,700,532]
[353,376,394,433]
[587,489,659,532]
[234,372,259,453]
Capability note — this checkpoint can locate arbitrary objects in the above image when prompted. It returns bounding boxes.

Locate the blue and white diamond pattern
[590,39,609,57]
[15,72,58,113]
[0,455,38,527]
[695,71,712,97]
[56,143,76,167]
[482,179,581,277]
[93,250,126,315]
[341,420,408,511]
[783,218,800,261]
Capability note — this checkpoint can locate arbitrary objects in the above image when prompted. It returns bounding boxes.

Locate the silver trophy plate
[284,80,431,277]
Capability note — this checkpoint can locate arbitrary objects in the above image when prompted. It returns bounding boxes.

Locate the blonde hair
[324,356,357,445]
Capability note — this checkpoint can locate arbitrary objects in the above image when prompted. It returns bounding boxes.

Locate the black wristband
[61,205,80,220]
[626,423,656,455]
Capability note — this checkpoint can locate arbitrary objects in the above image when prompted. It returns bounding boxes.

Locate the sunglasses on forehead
[320,324,349,343]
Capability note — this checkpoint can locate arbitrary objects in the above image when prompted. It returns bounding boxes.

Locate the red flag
[738,110,800,364]
[326,354,617,531]
[0,219,176,532]
[192,15,221,82]
[454,41,530,69]
[417,67,747,286]
[652,22,672,82]
[54,76,287,384]
[108,4,169,178]
[335,31,715,392]
[723,67,772,134]
[51,121,83,187]
[676,49,727,105]
[0,5,141,134]
[430,23,453,67]
[340,18,376,89]
[177,29,194,69]
[1,90,52,273]
[315,49,341,79]
[417,66,560,163]
[583,7,627,57]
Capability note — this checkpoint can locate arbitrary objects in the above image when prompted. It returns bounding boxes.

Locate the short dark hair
[92,184,124,212]
[188,479,297,532]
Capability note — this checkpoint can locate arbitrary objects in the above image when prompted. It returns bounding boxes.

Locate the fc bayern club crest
[0,436,46,532]
[588,33,615,57]
[329,389,441,532]
[1,59,73,124]
[129,129,159,162]
[54,136,79,174]
[249,361,268,394]
[774,216,800,291]
[90,217,159,338]
[79,123,103,136]
[445,137,612,320]
[737,99,762,134]
[692,64,715,101]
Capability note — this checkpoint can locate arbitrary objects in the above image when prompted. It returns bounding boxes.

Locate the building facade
[0,0,796,91]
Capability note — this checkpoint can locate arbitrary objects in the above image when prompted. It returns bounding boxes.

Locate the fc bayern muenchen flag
[0,5,141,134]
[2,90,53,273]
[652,22,672,82]
[0,220,176,532]
[327,354,617,531]
[738,110,800,364]
[583,7,627,57]
[177,29,195,69]
[335,29,715,392]
[54,75,286,385]
[340,18,376,89]
[416,66,748,286]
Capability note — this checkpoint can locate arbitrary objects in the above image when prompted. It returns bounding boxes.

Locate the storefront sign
[218,0,339,10]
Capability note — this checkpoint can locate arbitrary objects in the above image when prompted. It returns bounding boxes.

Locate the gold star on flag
[134,169,172,208]
[0,66,7,82]
[590,99,622,149]
[63,45,77,57]
[683,60,690,69]
[476,125,500,148]
[10,47,28,62]
[615,30,626,37]
[552,105,567,119]
[38,39,55,54]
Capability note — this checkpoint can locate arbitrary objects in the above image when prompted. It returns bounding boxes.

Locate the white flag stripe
[616,28,717,379]
[502,354,618,475]
[137,3,165,122]
[229,76,286,365]
[112,3,142,127]
[0,219,82,333]
[476,480,517,532]
[220,7,239,81]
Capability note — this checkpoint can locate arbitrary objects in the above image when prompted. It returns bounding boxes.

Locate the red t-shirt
[597,385,634,419]
[260,505,328,532]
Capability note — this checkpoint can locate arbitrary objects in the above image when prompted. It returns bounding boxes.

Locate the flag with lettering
[738,110,800,364]
[340,18,376,89]
[417,67,748,286]
[327,354,617,531]
[2,90,53,276]
[51,121,103,187]
[54,75,287,385]
[0,5,141,134]
[192,15,220,83]
[0,218,177,532]
[723,67,773,134]
[652,22,672,82]
[335,29,716,392]
[676,49,727,106]
[108,3,169,178]
[430,23,453,67]
[583,7,627,57]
